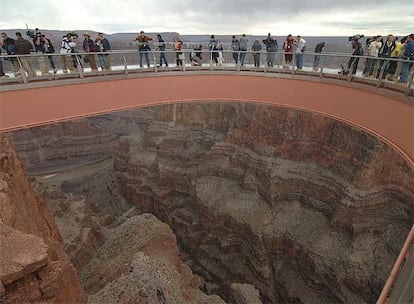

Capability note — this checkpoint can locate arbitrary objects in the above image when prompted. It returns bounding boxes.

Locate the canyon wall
[11,102,414,303]
[0,135,87,303]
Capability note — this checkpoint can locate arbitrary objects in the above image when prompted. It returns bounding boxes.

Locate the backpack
[7,43,15,55]
[46,41,55,53]
[301,45,306,52]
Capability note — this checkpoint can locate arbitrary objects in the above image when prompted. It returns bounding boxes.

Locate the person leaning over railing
[14,32,36,78]
[134,31,153,68]
[1,32,19,75]
[399,33,414,84]
[313,41,325,71]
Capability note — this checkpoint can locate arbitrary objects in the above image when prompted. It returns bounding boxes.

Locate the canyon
[3,101,413,303]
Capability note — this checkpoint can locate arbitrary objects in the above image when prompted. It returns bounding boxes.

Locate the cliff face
[0,135,87,303]
[10,102,414,303]
[112,103,413,303]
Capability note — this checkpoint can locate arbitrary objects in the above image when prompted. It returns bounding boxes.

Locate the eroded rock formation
[0,135,87,303]
[81,213,225,304]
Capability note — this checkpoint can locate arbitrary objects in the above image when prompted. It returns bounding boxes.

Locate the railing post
[153,51,157,72]
[377,60,388,88]
[123,55,128,75]
[319,55,326,78]
[291,54,296,75]
[182,50,186,72]
[209,50,212,71]
[16,56,28,84]
[75,55,84,79]
[406,71,414,96]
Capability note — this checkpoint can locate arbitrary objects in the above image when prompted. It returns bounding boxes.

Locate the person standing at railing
[190,45,202,66]
[239,34,248,66]
[209,35,219,65]
[313,42,325,71]
[252,39,262,67]
[31,30,51,76]
[294,35,306,70]
[95,33,111,71]
[231,35,240,64]
[0,48,8,79]
[1,32,19,75]
[173,36,183,66]
[283,34,294,68]
[60,34,76,73]
[399,33,414,84]
[376,34,395,79]
[263,33,278,67]
[41,34,57,74]
[217,40,224,66]
[364,35,382,77]
[14,32,35,78]
[388,37,402,81]
[134,31,153,68]
[347,34,363,75]
[83,33,98,71]
[156,34,168,67]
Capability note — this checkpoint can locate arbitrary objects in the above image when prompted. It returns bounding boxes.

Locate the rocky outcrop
[113,103,413,303]
[0,135,87,303]
[81,213,225,304]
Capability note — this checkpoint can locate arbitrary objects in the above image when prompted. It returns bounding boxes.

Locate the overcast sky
[0,0,412,36]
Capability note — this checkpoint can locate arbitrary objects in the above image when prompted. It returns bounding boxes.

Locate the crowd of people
[1,29,413,84]
[346,33,414,83]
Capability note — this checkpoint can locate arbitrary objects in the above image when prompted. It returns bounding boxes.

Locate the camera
[26,27,42,39]
[348,34,364,41]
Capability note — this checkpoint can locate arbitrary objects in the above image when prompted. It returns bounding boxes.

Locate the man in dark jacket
[313,42,325,71]
[31,30,51,76]
[263,33,278,67]
[231,35,240,64]
[156,34,168,67]
[1,32,19,73]
[14,32,35,78]
[376,34,396,78]
[399,33,414,83]
[347,35,363,75]
[95,33,111,70]
[0,47,8,79]
[83,33,98,71]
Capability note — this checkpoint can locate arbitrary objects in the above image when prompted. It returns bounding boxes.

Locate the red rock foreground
[0,135,87,303]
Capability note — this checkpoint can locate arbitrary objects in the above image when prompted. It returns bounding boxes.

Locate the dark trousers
[232,52,239,64]
[0,58,4,76]
[139,50,150,67]
[159,52,168,66]
[47,55,56,69]
[347,56,360,74]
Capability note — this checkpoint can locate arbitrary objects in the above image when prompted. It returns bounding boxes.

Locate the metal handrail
[0,50,413,95]
[377,226,414,304]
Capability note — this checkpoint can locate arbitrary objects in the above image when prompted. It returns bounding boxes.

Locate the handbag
[83,56,89,63]
[178,53,185,60]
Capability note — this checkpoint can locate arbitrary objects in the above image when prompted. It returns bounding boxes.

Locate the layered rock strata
[0,135,87,302]
[113,103,413,303]
[10,102,414,303]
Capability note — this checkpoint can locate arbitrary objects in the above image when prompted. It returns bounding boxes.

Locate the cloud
[0,0,412,35]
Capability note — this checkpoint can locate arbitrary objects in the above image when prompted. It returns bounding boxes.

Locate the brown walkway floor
[0,75,413,164]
